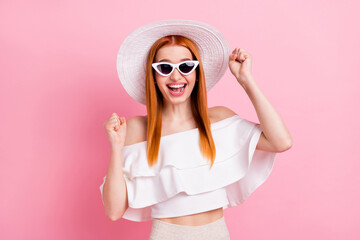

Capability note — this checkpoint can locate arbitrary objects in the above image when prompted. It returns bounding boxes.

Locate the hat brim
[117,19,230,105]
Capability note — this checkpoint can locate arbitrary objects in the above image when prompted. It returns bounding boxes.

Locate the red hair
[145,35,216,169]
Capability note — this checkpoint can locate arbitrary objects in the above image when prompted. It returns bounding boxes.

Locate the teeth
[168,84,185,88]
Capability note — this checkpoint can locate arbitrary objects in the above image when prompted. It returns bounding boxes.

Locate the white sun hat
[116,19,230,105]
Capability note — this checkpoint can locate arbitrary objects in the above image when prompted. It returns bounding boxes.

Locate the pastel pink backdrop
[1,0,359,239]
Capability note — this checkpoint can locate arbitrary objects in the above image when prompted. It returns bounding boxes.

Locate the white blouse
[99,114,277,222]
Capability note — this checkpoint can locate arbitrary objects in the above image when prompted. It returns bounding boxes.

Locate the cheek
[154,74,164,84]
[189,74,197,84]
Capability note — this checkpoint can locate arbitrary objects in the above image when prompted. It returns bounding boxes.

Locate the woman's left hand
[229,48,253,85]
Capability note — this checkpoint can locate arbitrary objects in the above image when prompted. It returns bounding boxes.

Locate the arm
[211,105,290,153]
[228,48,293,152]
[240,75,293,152]
[102,147,129,221]
[102,115,146,221]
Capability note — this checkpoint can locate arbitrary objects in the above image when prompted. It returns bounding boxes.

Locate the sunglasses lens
[179,62,196,74]
[157,64,173,75]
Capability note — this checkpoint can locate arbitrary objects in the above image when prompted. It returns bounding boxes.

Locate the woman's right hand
[104,113,127,149]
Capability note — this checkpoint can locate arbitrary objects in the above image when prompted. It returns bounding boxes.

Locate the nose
[170,67,183,81]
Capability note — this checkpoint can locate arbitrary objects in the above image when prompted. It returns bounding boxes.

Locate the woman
[100,20,292,240]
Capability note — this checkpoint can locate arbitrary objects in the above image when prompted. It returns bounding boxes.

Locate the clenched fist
[103,113,127,149]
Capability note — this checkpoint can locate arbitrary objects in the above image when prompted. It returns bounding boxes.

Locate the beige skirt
[148,216,231,240]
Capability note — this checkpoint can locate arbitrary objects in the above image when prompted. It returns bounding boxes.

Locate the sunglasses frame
[152,60,199,77]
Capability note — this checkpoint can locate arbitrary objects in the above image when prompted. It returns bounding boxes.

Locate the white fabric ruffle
[99,115,277,222]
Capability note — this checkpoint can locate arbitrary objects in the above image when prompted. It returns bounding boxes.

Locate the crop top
[99,114,277,222]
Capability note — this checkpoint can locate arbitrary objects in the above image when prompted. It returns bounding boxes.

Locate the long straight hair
[145,35,216,169]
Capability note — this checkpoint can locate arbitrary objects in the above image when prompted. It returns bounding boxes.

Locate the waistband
[149,216,230,240]
[152,216,225,229]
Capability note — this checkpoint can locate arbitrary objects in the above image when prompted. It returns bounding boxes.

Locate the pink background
[1,0,359,239]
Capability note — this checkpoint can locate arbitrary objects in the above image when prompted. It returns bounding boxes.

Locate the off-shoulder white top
[99,114,277,222]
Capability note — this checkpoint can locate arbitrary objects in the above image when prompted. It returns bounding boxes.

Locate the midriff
[155,207,224,226]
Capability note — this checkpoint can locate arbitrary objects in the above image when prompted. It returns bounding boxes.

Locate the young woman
[100,20,292,240]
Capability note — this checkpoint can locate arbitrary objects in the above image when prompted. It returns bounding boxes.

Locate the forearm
[240,75,293,150]
[102,147,128,220]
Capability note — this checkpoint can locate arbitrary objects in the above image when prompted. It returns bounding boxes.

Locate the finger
[111,117,119,124]
[231,50,237,60]
[235,49,242,62]
[237,49,243,60]
[115,120,120,131]
[239,52,247,62]
[109,119,118,129]
[120,117,126,125]
[238,48,248,55]
[110,117,118,123]
[233,48,249,62]
[110,120,118,129]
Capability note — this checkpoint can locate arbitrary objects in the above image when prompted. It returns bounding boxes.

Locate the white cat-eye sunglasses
[152,60,199,77]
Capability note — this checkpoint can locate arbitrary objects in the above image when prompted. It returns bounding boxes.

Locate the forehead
[155,45,193,62]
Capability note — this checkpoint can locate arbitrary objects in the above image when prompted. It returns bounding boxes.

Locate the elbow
[108,215,120,222]
[107,214,117,221]
[104,205,126,221]
[275,138,293,152]
[106,211,124,221]
[101,193,128,221]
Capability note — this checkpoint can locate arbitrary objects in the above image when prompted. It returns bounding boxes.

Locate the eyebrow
[158,58,191,62]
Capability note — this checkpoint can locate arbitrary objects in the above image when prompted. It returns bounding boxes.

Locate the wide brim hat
[116,19,230,105]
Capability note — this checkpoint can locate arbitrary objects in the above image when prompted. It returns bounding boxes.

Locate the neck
[162,98,193,123]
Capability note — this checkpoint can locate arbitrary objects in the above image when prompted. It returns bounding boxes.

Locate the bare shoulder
[208,106,238,123]
[124,115,147,146]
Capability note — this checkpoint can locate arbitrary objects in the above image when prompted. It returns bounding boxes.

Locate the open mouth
[167,84,187,93]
